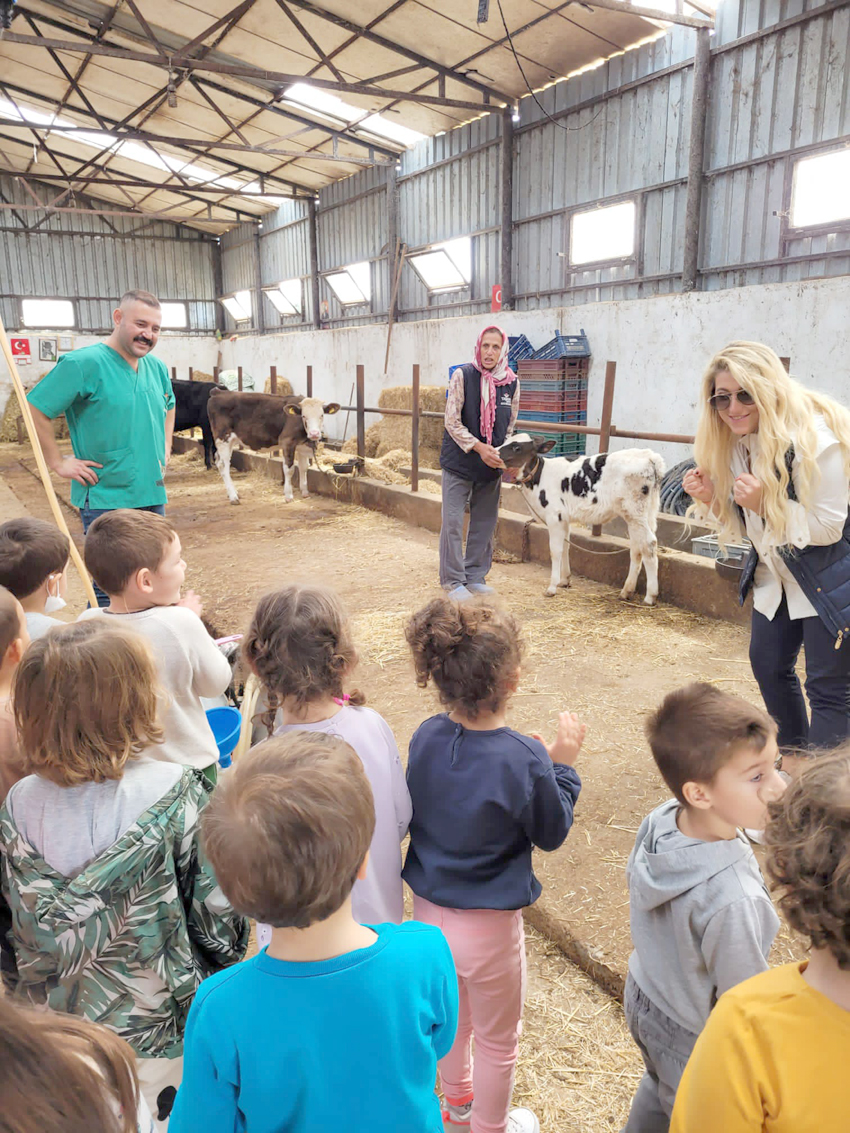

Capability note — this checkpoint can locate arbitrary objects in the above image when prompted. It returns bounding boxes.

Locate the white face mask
[45,575,66,614]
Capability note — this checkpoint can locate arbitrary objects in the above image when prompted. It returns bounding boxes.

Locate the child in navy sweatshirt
[403,597,584,1133]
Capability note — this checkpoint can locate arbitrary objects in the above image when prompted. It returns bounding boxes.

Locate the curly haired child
[243,584,412,945]
[671,745,850,1132]
[0,620,248,1129]
[404,597,585,1133]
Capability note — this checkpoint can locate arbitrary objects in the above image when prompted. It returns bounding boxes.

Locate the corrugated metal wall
[0,174,217,334]
[219,0,849,333]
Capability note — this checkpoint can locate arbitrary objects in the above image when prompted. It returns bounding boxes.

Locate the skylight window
[569,201,636,265]
[409,237,473,291]
[790,149,850,228]
[219,291,253,322]
[264,279,302,316]
[325,262,371,306]
[283,84,424,149]
[21,299,75,328]
[357,114,425,147]
[159,302,188,328]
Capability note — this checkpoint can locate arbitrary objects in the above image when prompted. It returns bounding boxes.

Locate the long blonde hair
[690,342,850,549]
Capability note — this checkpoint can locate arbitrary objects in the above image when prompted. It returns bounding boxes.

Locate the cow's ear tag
[286,404,299,415]
[324,403,341,415]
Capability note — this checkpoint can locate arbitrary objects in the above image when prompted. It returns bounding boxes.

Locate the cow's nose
[309,430,321,439]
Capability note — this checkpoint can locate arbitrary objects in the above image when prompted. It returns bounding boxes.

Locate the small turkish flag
[491,285,502,312]
[11,338,30,358]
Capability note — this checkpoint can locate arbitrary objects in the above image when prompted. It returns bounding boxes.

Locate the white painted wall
[0,332,219,416]
[215,276,850,469]
[5,277,848,474]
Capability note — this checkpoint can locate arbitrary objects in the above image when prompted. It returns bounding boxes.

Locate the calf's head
[498,433,556,480]
[286,397,340,441]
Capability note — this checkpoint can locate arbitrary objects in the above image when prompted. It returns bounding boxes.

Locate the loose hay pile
[341,384,445,469]
[189,370,217,383]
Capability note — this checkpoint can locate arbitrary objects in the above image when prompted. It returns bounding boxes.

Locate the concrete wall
[1,333,220,417]
[217,274,850,468]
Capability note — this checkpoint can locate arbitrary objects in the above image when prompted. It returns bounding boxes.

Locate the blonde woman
[684,342,850,752]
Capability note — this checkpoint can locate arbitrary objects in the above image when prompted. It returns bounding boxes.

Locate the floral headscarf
[474,324,515,445]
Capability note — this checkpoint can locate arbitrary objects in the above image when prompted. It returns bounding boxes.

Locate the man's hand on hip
[52,456,102,486]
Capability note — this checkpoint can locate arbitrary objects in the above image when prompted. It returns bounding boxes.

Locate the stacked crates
[517,330,590,458]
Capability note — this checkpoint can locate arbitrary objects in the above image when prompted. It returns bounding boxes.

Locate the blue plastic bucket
[205,706,242,760]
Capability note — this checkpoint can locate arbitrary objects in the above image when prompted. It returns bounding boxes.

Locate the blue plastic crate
[545,434,587,458]
[518,409,587,424]
[508,334,535,369]
[531,329,591,361]
[447,362,466,383]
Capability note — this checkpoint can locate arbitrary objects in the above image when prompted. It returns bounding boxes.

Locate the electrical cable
[496,0,606,131]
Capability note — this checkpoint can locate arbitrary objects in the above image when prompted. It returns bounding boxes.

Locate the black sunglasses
[709,389,755,411]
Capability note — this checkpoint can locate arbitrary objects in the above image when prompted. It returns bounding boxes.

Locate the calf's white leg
[282,457,295,503]
[296,444,311,499]
[622,521,659,606]
[214,435,240,505]
[545,521,567,597]
[559,517,572,589]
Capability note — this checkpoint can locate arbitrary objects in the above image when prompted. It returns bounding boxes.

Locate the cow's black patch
[641,484,650,495]
[570,454,607,498]
[538,489,549,509]
[557,512,562,522]
[592,496,597,504]
[561,477,570,494]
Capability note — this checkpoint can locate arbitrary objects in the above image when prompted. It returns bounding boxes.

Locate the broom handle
[0,315,99,608]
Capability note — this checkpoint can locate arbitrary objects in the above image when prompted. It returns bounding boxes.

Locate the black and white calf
[207,390,340,504]
[499,434,666,604]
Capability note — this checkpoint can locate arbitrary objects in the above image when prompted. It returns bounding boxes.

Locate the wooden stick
[383,241,407,374]
[0,312,98,607]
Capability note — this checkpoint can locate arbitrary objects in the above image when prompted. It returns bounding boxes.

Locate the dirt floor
[0,439,805,1132]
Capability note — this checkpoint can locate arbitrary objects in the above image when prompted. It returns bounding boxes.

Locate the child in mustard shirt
[671,746,850,1133]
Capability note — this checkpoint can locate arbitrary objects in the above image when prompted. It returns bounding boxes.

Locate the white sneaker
[441,1098,472,1127]
[506,1109,540,1133]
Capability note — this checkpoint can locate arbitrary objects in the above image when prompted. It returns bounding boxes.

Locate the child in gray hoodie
[622,683,787,1133]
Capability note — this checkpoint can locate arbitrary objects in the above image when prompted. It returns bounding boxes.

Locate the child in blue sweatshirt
[170,732,458,1133]
[403,597,584,1133]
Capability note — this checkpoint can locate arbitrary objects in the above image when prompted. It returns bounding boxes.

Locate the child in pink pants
[403,598,585,1133]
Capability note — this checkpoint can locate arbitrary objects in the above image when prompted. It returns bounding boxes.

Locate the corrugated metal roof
[0,0,671,231]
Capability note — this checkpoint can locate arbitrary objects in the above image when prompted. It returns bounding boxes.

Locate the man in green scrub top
[28,289,176,605]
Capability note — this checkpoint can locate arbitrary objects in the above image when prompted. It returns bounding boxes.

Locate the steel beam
[500,108,514,311]
[308,199,321,330]
[2,33,505,111]
[271,0,345,83]
[281,0,512,103]
[682,27,711,291]
[0,121,386,165]
[6,172,304,196]
[0,201,230,223]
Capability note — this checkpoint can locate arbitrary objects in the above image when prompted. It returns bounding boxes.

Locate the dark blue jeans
[750,595,850,751]
[80,503,166,607]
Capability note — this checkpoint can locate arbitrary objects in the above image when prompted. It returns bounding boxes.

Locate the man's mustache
[134,336,153,346]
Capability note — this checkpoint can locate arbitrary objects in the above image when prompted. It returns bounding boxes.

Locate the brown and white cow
[207,389,340,504]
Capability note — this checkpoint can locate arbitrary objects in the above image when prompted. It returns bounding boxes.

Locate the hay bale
[373,385,445,457]
[262,376,294,396]
[189,370,216,383]
[1,387,68,442]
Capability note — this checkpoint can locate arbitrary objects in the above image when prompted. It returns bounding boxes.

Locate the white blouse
[731,417,849,622]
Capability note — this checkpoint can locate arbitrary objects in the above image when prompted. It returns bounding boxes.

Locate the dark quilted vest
[440,363,517,484]
[739,446,850,645]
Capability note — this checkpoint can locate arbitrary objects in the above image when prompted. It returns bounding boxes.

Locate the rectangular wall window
[790,149,850,229]
[159,302,188,329]
[409,237,472,292]
[569,201,636,266]
[21,299,75,327]
[218,291,252,322]
[264,279,302,316]
[325,262,371,305]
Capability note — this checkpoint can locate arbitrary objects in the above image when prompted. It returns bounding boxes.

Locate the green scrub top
[28,342,175,510]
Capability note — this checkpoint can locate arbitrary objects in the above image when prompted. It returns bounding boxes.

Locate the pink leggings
[413,896,527,1133]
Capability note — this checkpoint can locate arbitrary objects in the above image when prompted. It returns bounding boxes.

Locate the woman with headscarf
[684,341,850,754]
[439,326,519,600]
